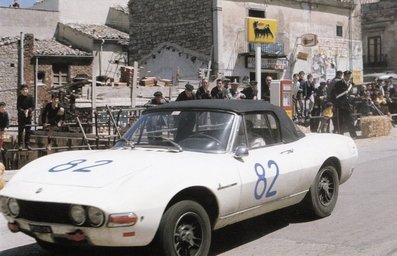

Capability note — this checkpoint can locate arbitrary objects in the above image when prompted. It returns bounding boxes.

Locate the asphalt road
[0,129,396,256]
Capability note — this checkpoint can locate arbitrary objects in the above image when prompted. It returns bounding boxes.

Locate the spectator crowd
[146,71,397,139]
[1,71,395,154]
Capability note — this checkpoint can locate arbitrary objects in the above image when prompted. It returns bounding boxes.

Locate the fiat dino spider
[0,100,358,255]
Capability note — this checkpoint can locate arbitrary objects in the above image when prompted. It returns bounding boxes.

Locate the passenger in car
[245,120,266,148]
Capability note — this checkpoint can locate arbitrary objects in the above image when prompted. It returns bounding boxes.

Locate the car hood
[9,148,192,188]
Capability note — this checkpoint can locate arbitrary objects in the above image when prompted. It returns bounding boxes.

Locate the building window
[52,64,68,87]
[368,36,382,64]
[336,25,343,37]
[37,72,45,85]
[249,9,265,18]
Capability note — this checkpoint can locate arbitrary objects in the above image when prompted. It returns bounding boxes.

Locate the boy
[0,102,10,151]
[17,84,35,150]
[319,102,333,133]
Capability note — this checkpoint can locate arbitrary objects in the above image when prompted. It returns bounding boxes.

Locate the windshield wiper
[116,137,135,149]
[153,136,183,152]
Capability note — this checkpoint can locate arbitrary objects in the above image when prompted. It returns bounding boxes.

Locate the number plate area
[29,224,53,233]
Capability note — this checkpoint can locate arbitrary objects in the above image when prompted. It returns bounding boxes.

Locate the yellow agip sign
[247,18,278,43]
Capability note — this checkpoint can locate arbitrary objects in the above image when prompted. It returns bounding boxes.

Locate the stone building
[56,23,129,83]
[0,34,92,121]
[362,0,397,73]
[0,0,132,117]
[128,0,363,86]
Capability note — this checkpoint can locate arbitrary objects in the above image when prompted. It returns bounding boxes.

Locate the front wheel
[158,200,211,256]
[306,165,339,218]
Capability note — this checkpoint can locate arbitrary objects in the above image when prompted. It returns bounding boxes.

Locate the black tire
[306,165,339,218]
[158,200,211,256]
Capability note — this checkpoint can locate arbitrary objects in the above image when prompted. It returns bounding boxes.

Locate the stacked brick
[119,66,136,86]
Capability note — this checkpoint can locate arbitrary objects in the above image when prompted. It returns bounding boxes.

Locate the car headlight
[70,205,86,226]
[87,206,105,227]
[0,196,9,215]
[8,198,20,217]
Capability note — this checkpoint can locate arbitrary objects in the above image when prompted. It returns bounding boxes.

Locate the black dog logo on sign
[253,21,274,39]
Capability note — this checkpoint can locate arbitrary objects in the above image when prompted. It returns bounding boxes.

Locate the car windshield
[113,110,235,153]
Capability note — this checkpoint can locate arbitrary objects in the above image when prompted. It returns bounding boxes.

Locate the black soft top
[143,99,305,143]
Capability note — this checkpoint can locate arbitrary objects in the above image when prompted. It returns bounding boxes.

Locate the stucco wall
[221,1,363,80]
[0,7,59,39]
[106,7,129,33]
[32,0,129,25]
[57,24,95,51]
[140,47,208,81]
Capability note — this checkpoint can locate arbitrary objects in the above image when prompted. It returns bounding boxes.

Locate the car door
[236,113,305,211]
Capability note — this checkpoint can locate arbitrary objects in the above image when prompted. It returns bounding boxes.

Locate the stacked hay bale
[360,116,392,138]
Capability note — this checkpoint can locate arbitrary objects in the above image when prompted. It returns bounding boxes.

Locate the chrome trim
[217,182,238,190]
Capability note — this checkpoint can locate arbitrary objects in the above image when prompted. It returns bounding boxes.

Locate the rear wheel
[158,200,211,256]
[306,165,339,217]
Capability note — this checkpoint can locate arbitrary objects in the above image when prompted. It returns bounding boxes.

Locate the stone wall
[0,38,19,121]
[128,0,213,62]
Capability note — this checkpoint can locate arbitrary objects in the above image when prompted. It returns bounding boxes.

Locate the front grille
[18,200,72,225]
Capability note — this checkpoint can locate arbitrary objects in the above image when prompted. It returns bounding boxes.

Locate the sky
[0,0,37,8]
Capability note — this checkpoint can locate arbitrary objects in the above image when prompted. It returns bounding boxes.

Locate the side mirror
[233,145,249,159]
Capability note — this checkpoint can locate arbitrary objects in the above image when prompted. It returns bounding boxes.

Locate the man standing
[211,79,228,99]
[144,91,169,107]
[328,70,343,132]
[17,84,35,150]
[291,73,303,118]
[262,76,272,101]
[298,71,308,116]
[41,94,65,150]
[196,79,212,99]
[327,70,343,97]
[227,81,245,100]
[0,102,9,151]
[332,70,357,138]
[241,80,258,100]
[305,74,316,116]
[176,83,195,101]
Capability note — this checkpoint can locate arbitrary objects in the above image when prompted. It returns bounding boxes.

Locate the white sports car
[0,100,358,256]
